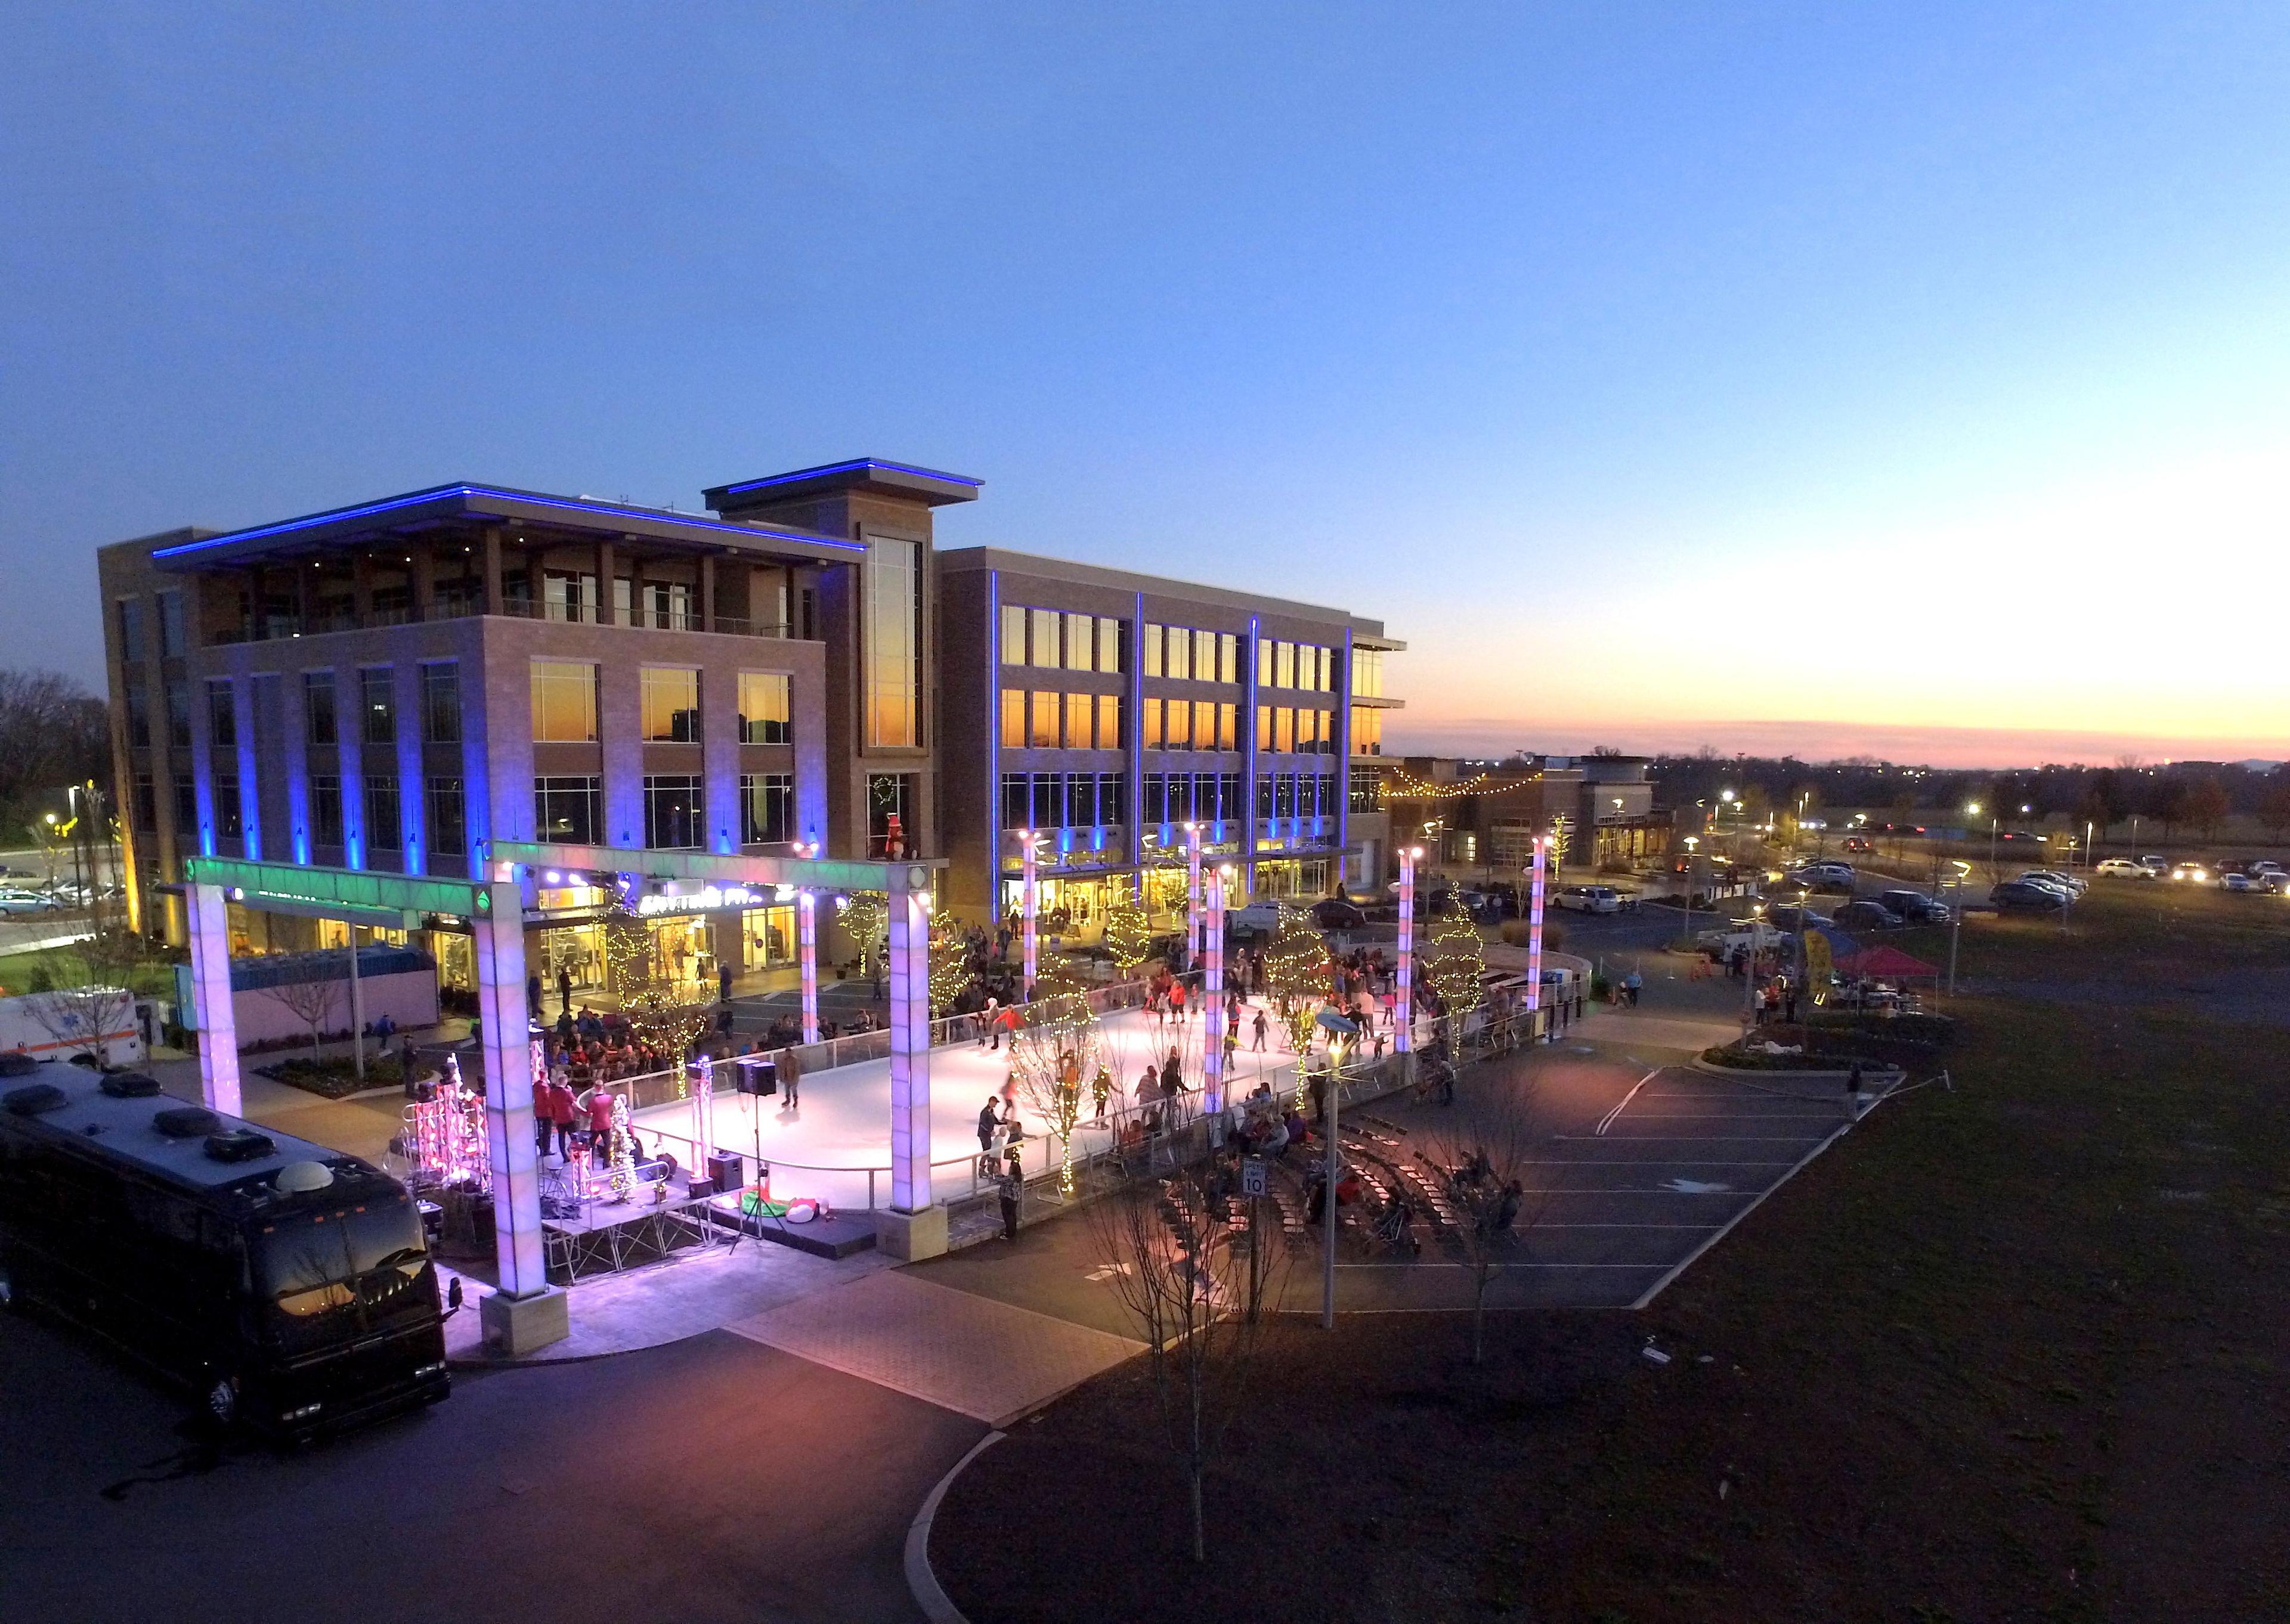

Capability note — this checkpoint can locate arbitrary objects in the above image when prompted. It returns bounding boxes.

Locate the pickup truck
[1694,920,1792,957]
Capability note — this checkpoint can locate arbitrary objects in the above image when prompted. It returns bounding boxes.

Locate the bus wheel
[206,1378,237,1425]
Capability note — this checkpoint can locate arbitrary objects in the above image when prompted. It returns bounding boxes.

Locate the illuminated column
[1020,829,1039,997]
[887,867,933,1212]
[1394,845,1418,1056]
[472,881,546,1300]
[797,889,820,1044]
[184,878,241,1116]
[1201,863,1227,1111]
[690,1050,715,1166]
[1185,822,1203,965]
[1525,838,1548,1031]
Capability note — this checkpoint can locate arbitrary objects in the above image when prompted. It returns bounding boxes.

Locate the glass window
[364,776,401,850]
[1001,773,1029,832]
[531,661,599,743]
[1062,692,1093,749]
[1029,608,1059,669]
[1067,772,1097,828]
[737,672,791,745]
[1029,772,1063,832]
[1166,698,1191,750]
[1141,697,1163,749]
[1001,604,1027,664]
[741,772,794,845]
[360,668,395,745]
[131,773,156,832]
[643,774,703,850]
[1351,647,1382,698]
[165,678,191,749]
[1255,637,1271,684]
[1166,627,1191,682]
[534,776,601,845]
[427,777,465,858]
[641,667,702,743]
[1143,624,1163,678]
[868,773,912,852]
[1217,702,1237,749]
[116,598,146,660]
[1064,612,1093,671]
[864,537,923,748]
[1275,775,1296,819]
[1099,771,1125,823]
[174,773,198,833]
[420,664,462,744]
[125,684,151,749]
[1097,616,1122,674]
[311,776,343,845]
[1096,693,1121,749]
[157,591,186,656]
[1276,708,1294,753]
[304,672,337,746]
[1029,691,1059,749]
[205,680,236,748]
[212,776,242,841]
[1143,773,1167,824]
[1257,705,1272,749]
[1000,689,1025,748]
[1274,643,1293,690]
[1354,708,1381,754]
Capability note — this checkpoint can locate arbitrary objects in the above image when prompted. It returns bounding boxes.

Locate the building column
[1525,836,1547,1035]
[185,881,240,1116]
[880,866,945,1259]
[595,539,617,625]
[1185,822,1203,965]
[482,527,505,615]
[1020,831,1038,996]
[409,542,436,622]
[473,880,566,1351]
[699,554,716,633]
[797,887,820,1043]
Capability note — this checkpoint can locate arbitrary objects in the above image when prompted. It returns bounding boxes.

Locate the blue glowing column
[1185,822,1203,966]
[185,881,241,1115]
[1394,845,1416,1058]
[473,881,546,1299]
[1201,864,1227,1112]
[887,868,933,1211]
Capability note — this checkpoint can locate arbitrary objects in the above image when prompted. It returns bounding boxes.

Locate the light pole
[1945,861,1969,996]
[1680,835,1700,953]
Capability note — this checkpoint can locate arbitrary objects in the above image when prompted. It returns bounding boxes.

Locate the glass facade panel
[1001,604,1026,663]
[641,667,702,742]
[304,672,336,745]
[1142,624,1162,678]
[1029,691,1058,748]
[1001,688,1025,748]
[213,777,242,841]
[206,679,235,748]
[360,667,395,745]
[1029,608,1059,669]
[1097,617,1122,674]
[427,776,465,858]
[534,776,601,844]
[864,536,923,748]
[422,662,462,744]
[1141,697,1162,748]
[1096,693,1121,749]
[1064,612,1092,671]
[740,772,794,844]
[1063,692,1093,748]
[643,774,703,850]
[531,660,599,743]
[1166,698,1191,749]
[1166,627,1191,681]
[157,591,185,656]
[311,776,343,845]
[738,671,791,743]
[364,776,401,850]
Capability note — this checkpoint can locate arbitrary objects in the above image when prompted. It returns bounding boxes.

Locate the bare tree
[1413,1075,1547,1365]
[256,969,343,1061]
[1085,1160,1293,1561]
[22,901,153,1065]
[0,671,108,838]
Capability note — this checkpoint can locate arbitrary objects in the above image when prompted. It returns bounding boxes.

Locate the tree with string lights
[838,891,888,981]
[1421,907,1487,1042]
[1008,952,1099,1194]
[1101,878,1155,981]
[1261,903,1331,1055]
[601,900,713,1104]
[927,907,976,1018]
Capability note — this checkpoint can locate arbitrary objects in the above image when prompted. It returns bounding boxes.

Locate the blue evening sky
[5,4,2287,764]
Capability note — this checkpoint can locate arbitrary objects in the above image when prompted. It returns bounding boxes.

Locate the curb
[906,1430,1005,1624]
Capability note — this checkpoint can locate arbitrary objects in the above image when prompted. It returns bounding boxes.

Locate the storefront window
[740,905,797,969]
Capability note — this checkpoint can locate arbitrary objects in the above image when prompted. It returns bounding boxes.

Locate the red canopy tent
[1836,945,1941,979]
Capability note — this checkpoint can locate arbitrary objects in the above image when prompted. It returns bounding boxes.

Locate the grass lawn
[932,885,2290,1622]
[0,946,175,1000]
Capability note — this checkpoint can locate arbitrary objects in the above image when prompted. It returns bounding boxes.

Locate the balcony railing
[215,601,805,645]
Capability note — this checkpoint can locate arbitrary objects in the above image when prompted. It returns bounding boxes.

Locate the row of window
[1257,705,1341,754]
[997,690,1342,755]
[994,608,1339,696]
[1141,624,1241,684]
[999,689,1125,751]
[142,771,467,859]
[530,661,792,746]
[999,606,1126,674]
[994,768,1340,835]
[534,773,794,850]
[114,593,188,662]
[1142,698,1240,751]
[1256,638,1335,693]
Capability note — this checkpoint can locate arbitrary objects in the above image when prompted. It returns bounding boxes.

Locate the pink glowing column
[1394,845,1418,1055]
[1020,829,1039,998]
[473,881,546,1300]
[1185,822,1203,965]
[1201,863,1227,1111]
[184,878,242,1116]
[798,888,820,1044]
[1526,838,1548,1033]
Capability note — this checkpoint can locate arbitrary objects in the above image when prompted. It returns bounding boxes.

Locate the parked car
[1555,884,1621,915]
[2137,854,2169,875]
[1789,861,1857,892]
[1310,898,1367,930]
[1764,904,1835,932]
[0,888,61,916]
[1877,888,1950,923]
[2020,869,2087,896]
[2263,872,2290,895]
[2169,861,2210,884]
[2014,872,2079,903]
[1992,880,2065,911]
[1834,899,1905,930]
[2220,872,2257,893]
[2094,857,2147,879]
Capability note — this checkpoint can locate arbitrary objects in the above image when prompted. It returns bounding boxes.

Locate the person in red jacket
[548,1076,577,1158]
[582,1085,617,1163]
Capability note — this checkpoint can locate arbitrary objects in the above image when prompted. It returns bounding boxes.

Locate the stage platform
[706,1190,879,1260]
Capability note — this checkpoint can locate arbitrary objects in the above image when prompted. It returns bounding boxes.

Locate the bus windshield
[252,1197,429,1331]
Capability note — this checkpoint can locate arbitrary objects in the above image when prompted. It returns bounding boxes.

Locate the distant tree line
[1647,751,2290,845]
[0,669,112,844]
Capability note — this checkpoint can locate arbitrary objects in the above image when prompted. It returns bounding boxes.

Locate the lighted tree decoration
[1261,903,1332,1057]
[1421,907,1488,1039]
[606,1092,636,1202]
[1101,879,1155,982]
[602,901,714,1096]
[927,907,975,1018]
[1010,953,1099,1195]
[838,891,889,980]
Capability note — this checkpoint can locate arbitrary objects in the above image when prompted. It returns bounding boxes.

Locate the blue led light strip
[719,458,982,497]
[150,484,868,559]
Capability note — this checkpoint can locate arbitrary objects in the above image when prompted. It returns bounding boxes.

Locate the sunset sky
[5,4,2286,769]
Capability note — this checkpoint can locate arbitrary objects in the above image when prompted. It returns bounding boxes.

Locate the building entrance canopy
[487,840,940,897]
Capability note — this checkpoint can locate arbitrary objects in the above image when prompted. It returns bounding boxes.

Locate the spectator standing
[778,1044,803,1108]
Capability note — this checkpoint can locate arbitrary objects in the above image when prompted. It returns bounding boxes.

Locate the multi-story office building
[936,548,1403,929]
[100,458,1404,996]
[100,460,975,999]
